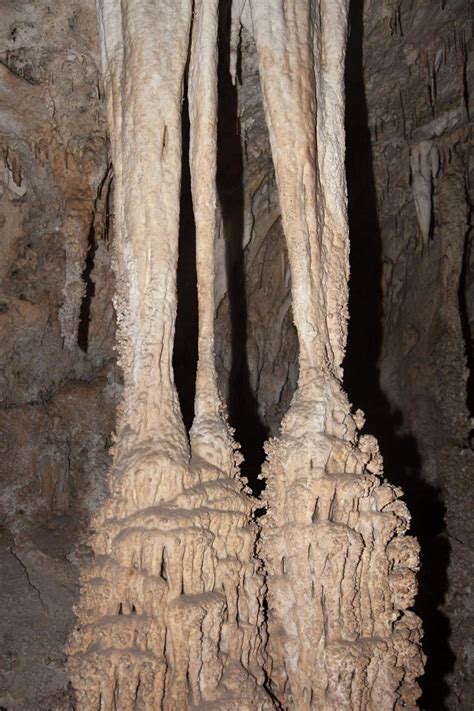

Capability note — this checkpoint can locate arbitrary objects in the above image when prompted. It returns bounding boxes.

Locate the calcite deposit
[66,2,423,710]
[250,0,423,707]
[67,1,270,708]
[67,0,424,708]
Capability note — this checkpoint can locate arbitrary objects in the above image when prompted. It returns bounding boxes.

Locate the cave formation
[0,0,472,710]
[67,0,423,707]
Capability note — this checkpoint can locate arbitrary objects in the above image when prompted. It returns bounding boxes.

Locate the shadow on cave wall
[343,1,453,708]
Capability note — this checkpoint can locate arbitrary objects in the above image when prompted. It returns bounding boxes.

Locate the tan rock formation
[249,0,424,708]
[67,0,423,709]
[68,1,270,708]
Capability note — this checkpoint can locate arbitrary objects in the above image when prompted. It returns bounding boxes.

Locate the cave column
[97,0,192,454]
[186,2,271,702]
[250,0,424,707]
[67,1,272,708]
[188,0,235,474]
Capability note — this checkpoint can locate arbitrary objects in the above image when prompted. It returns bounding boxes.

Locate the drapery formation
[68,1,424,708]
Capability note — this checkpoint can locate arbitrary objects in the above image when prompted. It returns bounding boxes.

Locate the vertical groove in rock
[67,1,271,708]
[250,0,425,708]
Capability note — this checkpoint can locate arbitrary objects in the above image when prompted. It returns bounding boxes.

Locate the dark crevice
[344,1,453,708]
[461,47,470,122]
[77,219,96,353]
[103,167,113,244]
[173,72,198,433]
[217,1,268,495]
[77,165,112,353]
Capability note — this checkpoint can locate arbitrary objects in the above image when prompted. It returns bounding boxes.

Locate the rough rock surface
[0,2,114,709]
[344,1,474,707]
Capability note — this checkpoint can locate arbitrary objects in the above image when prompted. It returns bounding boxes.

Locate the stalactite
[67,1,270,708]
[410,140,439,244]
[249,0,424,708]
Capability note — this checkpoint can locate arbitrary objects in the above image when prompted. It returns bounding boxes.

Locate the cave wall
[344,1,473,708]
[0,0,471,709]
[0,2,117,708]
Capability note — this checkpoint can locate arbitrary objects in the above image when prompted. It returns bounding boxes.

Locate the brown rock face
[0,2,114,708]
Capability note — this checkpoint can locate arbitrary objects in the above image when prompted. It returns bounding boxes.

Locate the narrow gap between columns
[217,1,269,497]
[173,77,198,433]
[173,6,272,499]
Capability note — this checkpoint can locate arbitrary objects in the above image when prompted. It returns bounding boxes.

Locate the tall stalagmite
[249,0,424,707]
[68,1,270,708]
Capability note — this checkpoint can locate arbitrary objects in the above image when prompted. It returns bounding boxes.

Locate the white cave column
[250,0,424,708]
[67,1,194,707]
[67,0,424,707]
[188,0,235,473]
[96,0,192,454]
[185,0,271,705]
[67,1,271,708]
